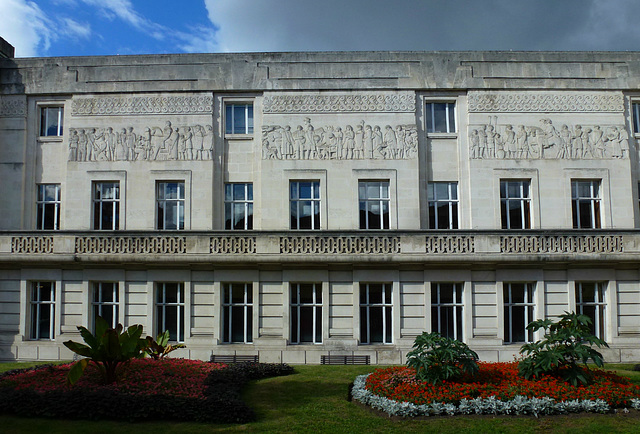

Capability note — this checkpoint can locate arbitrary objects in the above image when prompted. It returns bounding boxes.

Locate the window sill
[426,132,457,139]
[225,134,254,140]
[38,136,63,143]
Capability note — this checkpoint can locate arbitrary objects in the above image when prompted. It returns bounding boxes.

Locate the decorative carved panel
[263,118,417,160]
[280,236,400,254]
[425,236,475,254]
[263,93,415,113]
[71,95,213,116]
[0,95,26,117]
[210,236,256,254]
[75,236,187,254]
[468,92,624,113]
[11,237,53,254]
[469,118,629,160]
[67,122,213,162]
[500,235,623,254]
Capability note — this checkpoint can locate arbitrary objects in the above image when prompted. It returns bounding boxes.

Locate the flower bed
[352,363,640,417]
[0,359,293,423]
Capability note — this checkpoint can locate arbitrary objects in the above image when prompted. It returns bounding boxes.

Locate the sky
[3,0,640,58]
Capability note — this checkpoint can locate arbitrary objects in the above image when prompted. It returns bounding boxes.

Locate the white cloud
[61,17,92,40]
[80,0,166,39]
[176,26,218,53]
[0,0,54,57]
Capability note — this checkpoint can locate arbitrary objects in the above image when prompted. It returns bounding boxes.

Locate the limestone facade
[2,50,640,363]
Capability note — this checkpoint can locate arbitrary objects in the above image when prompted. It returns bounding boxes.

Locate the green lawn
[1,362,639,433]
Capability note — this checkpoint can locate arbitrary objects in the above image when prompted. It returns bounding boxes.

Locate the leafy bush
[518,312,609,386]
[144,330,186,360]
[406,332,479,384]
[63,316,148,384]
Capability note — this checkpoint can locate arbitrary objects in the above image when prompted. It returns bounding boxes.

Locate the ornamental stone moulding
[71,94,213,116]
[263,92,415,113]
[0,95,26,117]
[469,117,630,160]
[468,91,624,113]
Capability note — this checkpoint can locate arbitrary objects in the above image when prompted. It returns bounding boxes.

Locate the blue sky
[3,0,640,58]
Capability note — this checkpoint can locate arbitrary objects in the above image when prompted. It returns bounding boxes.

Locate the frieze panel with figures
[67,122,213,162]
[262,117,417,160]
[469,117,630,160]
[263,93,415,113]
[71,95,213,116]
[468,92,624,113]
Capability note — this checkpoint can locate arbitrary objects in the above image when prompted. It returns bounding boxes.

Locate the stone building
[1,38,640,363]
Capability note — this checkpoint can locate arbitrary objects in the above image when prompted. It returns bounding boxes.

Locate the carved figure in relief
[354,122,364,159]
[556,124,571,159]
[503,125,516,158]
[205,125,214,160]
[125,127,136,161]
[372,125,384,159]
[592,126,605,158]
[115,128,127,160]
[364,124,373,158]
[383,125,397,159]
[619,127,629,158]
[68,128,79,161]
[293,125,305,159]
[343,125,355,159]
[572,125,583,159]
[93,128,108,161]
[582,128,594,158]
[469,129,479,158]
[105,127,117,161]
[77,129,88,161]
[477,126,487,158]
[86,128,96,161]
[282,126,295,159]
[606,126,623,158]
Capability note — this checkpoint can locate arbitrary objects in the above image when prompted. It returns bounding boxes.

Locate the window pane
[433,103,447,132]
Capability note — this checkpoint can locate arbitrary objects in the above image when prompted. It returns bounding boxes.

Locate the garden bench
[210,354,259,364]
[321,355,370,365]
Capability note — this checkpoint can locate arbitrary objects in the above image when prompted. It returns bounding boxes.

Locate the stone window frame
[221,282,254,344]
[359,282,393,345]
[29,281,56,341]
[427,181,459,229]
[92,181,121,231]
[500,179,532,230]
[289,180,321,230]
[284,169,327,230]
[358,180,391,230]
[430,282,464,341]
[150,170,191,231]
[493,169,540,230]
[224,182,253,230]
[425,101,457,134]
[289,282,323,345]
[88,170,127,230]
[156,181,186,231]
[632,101,640,136]
[36,183,61,230]
[155,282,186,343]
[213,270,258,346]
[37,102,65,139]
[571,179,602,229]
[92,281,119,331]
[19,269,62,343]
[575,281,607,340]
[502,282,535,344]
[223,97,255,138]
[563,169,610,229]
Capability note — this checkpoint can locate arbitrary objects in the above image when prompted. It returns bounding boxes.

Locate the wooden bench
[321,355,370,365]
[210,354,259,364]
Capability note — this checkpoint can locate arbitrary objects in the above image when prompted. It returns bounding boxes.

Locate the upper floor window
[37,184,60,230]
[571,180,601,229]
[503,283,535,343]
[40,106,63,137]
[431,283,463,341]
[428,182,459,229]
[225,103,253,135]
[225,183,253,230]
[290,181,320,230]
[157,181,185,230]
[290,283,322,344]
[93,282,119,331]
[633,102,640,134]
[359,181,390,230]
[31,281,55,340]
[500,180,531,229]
[426,102,456,133]
[575,282,606,340]
[93,181,120,230]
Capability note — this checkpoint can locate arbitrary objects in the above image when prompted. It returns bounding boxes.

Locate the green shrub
[144,330,186,360]
[518,312,609,386]
[406,332,479,384]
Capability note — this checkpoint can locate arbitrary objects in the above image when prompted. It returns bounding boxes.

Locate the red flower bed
[366,362,640,407]
[0,358,226,398]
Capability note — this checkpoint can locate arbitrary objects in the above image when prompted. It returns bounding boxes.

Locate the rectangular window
[290,283,322,344]
[503,283,535,343]
[36,184,61,230]
[225,183,253,230]
[500,180,531,229]
[222,283,253,343]
[359,181,390,230]
[156,283,185,342]
[93,182,120,230]
[157,181,185,230]
[30,282,55,340]
[225,103,254,135]
[572,180,601,229]
[428,182,459,229]
[360,283,392,344]
[290,181,321,230]
[576,282,606,339]
[431,283,463,340]
[93,282,119,330]
[633,103,640,134]
[426,102,456,133]
[40,106,63,137]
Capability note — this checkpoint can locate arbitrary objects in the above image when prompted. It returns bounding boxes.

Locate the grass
[1,362,640,433]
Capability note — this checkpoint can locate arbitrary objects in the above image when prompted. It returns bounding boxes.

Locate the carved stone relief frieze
[263,92,415,113]
[71,95,213,116]
[468,91,624,113]
[469,117,630,160]
[0,95,26,117]
[67,122,213,162]
[262,118,417,160]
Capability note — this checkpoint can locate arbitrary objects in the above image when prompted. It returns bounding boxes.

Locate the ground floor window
[431,282,463,340]
[222,283,253,343]
[93,282,119,330]
[156,282,185,342]
[503,282,535,343]
[31,282,55,340]
[290,283,322,344]
[576,282,606,339]
[360,283,392,344]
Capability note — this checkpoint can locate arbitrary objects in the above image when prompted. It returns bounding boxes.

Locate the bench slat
[210,354,259,363]
[321,355,370,365]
